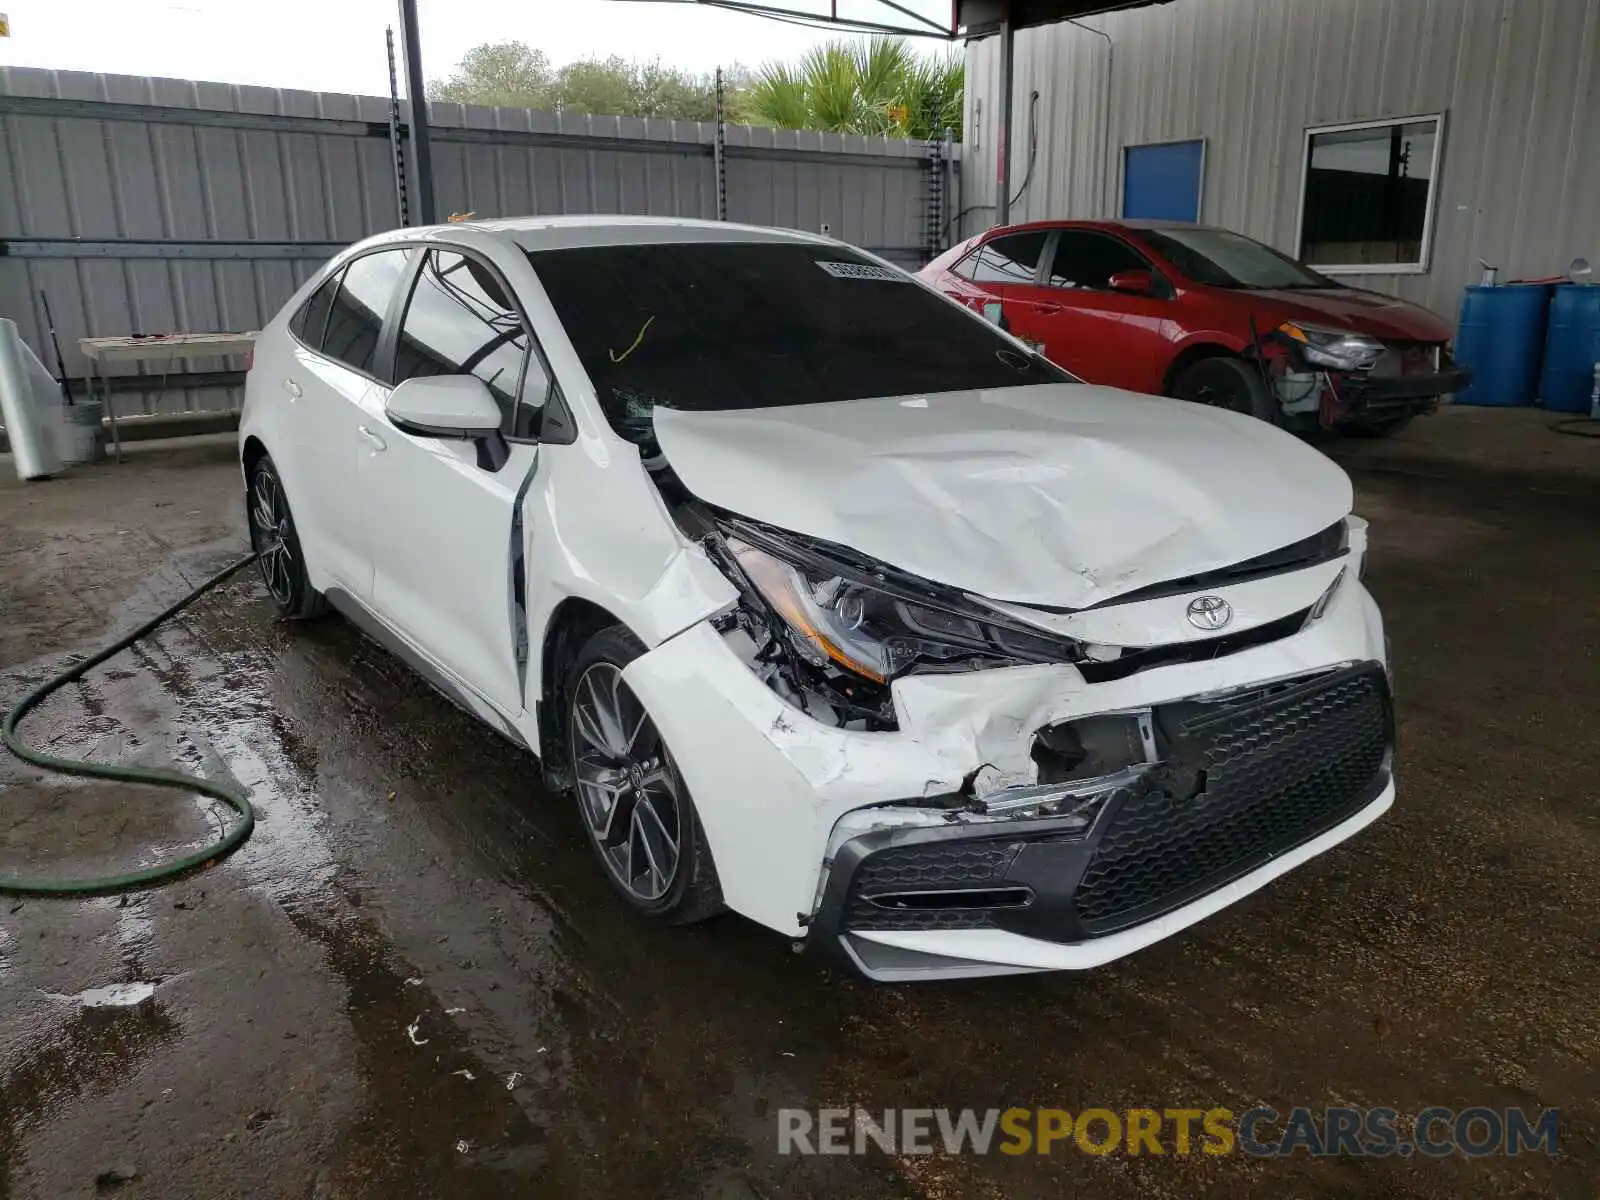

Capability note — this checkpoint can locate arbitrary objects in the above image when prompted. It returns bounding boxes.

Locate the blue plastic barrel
[1537,285,1600,413]
[1453,284,1550,407]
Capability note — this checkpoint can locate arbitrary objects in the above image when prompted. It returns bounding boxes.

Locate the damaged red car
[920,220,1469,436]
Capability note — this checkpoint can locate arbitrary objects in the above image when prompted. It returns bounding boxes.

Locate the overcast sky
[0,0,954,95]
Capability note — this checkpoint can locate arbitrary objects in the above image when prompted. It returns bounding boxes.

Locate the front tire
[566,626,722,924]
[246,453,328,619]
[1171,356,1278,422]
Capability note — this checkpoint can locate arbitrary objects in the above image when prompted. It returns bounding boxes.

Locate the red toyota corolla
[920,220,1469,436]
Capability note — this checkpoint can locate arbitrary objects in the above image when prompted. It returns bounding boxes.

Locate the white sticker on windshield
[815,260,908,282]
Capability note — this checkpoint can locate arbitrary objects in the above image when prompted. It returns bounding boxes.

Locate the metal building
[961,0,1600,315]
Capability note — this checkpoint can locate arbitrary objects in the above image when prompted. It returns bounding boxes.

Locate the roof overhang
[615,0,1171,40]
[956,0,1172,37]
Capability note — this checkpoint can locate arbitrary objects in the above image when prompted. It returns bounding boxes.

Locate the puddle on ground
[41,981,157,1009]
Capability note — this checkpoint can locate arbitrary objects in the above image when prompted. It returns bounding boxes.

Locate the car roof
[984,218,1226,236]
[363,214,838,253]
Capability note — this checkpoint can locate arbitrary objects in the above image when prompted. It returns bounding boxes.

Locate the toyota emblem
[1186,595,1233,631]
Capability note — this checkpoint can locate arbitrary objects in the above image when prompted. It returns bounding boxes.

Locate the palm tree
[747,37,963,141]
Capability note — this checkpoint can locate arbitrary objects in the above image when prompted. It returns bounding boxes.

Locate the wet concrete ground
[1,410,1596,1198]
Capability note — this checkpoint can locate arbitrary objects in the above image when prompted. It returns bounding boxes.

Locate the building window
[1297,114,1444,273]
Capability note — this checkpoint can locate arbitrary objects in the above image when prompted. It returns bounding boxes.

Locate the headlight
[1278,321,1385,372]
[724,532,1073,683]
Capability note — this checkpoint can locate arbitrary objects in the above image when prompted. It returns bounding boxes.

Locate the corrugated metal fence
[0,66,961,417]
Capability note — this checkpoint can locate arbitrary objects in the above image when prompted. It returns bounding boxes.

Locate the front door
[1004,230,1174,393]
[359,247,554,720]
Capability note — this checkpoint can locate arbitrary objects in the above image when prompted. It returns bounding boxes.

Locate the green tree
[554,56,722,121]
[430,42,729,122]
[427,37,960,137]
[430,41,555,108]
[747,37,962,140]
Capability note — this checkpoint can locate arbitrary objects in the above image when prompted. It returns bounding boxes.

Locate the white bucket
[61,400,106,464]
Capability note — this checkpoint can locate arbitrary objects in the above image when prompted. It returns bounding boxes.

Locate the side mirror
[1107,269,1156,296]
[385,375,503,439]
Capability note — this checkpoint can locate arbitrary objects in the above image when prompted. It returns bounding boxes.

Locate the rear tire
[566,625,723,925]
[1171,356,1278,422]
[246,453,328,620]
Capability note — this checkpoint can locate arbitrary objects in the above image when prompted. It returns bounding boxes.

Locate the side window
[290,269,343,349]
[963,231,1049,285]
[393,249,550,438]
[321,248,413,375]
[1047,232,1153,291]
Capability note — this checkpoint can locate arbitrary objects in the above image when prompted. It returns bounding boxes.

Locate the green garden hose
[1,550,261,896]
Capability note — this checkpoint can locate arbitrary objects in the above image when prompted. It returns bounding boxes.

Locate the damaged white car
[241,216,1394,981]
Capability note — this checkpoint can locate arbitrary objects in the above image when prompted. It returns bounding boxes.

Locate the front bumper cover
[1337,367,1472,418]
[621,561,1390,976]
[808,661,1395,979]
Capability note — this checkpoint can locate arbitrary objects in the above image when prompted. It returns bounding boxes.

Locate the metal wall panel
[0,66,955,417]
[963,0,1600,317]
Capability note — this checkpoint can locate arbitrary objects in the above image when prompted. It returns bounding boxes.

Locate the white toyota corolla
[241,216,1394,982]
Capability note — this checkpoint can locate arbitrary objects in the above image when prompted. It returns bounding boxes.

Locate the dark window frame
[289,266,345,351]
[1294,112,1445,275]
[287,246,415,386]
[954,230,1051,286]
[286,240,575,447]
[1042,228,1173,298]
[390,246,560,445]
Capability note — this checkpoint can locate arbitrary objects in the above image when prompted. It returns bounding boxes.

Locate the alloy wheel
[570,662,682,903]
[1192,381,1242,411]
[249,464,297,608]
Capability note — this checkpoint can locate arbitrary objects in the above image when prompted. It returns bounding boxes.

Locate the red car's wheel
[1171,357,1277,423]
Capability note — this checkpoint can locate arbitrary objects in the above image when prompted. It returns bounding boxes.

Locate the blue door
[1122,140,1205,221]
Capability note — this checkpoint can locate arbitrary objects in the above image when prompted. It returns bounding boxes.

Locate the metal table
[78,331,257,461]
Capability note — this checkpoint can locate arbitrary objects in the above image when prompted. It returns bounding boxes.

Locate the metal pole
[395,0,436,226]
[992,16,1017,227]
[943,126,955,249]
[714,67,727,221]
[385,26,410,228]
[995,15,1014,226]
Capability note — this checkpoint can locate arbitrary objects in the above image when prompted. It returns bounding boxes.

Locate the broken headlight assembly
[706,518,1080,728]
[1276,321,1385,372]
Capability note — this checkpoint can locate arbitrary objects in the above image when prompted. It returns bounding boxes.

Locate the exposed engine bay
[658,457,1353,745]
[1258,321,1467,429]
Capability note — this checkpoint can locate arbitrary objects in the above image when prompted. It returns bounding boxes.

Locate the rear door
[1007,230,1174,392]
[942,230,1051,341]
[358,246,552,718]
[287,246,414,598]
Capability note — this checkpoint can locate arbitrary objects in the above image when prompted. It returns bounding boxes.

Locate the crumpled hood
[653,383,1353,609]
[1250,287,1453,342]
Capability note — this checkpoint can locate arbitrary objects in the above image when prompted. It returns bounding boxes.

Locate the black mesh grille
[1074,666,1390,931]
[842,840,1021,931]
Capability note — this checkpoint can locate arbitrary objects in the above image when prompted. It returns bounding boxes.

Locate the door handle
[281,377,303,399]
[358,425,387,452]
[1032,301,1063,314]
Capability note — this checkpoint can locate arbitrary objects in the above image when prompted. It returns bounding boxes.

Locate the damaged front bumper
[1335,367,1472,418]
[812,661,1393,980]
[620,559,1393,981]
